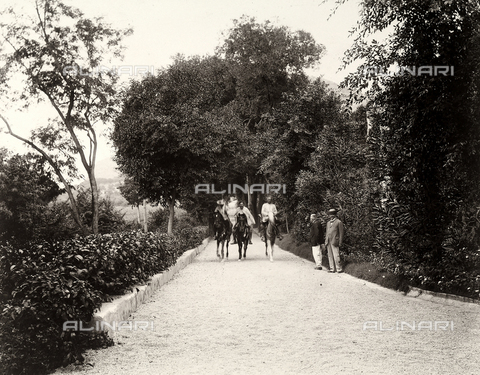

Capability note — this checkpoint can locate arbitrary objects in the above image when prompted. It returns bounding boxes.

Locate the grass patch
[277,233,410,294]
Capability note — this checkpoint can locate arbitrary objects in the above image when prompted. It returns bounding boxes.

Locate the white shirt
[226,199,238,224]
[261,202,278,222]
[235,207,256,226]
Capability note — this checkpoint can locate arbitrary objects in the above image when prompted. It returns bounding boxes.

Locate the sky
[0,0,362,160]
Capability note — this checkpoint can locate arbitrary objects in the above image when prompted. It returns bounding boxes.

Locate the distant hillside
[321,78,364,110]
[57,157,127,205]
[323,79,350,98]
[95,157,121,179]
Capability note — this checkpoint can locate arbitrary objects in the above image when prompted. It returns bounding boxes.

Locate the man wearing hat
[309,213,325,270]
[214,199,228,221]
[325,208,344,273]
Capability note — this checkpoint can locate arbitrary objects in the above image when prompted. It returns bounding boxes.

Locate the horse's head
[213,211,224,227]
[238,212,247,223]
[237,212,248,229]
[268,211,275,224]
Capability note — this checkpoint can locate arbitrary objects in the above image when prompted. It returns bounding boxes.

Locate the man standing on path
[309,213,325,270]
[325,208,344,273]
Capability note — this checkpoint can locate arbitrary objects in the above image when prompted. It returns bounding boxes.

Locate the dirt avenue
[57,234,480,375]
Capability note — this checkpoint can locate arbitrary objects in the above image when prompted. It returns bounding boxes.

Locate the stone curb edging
[405,286,480,306]
[271,234,480,307]
[338,270,480,307]
[90,238,210,335]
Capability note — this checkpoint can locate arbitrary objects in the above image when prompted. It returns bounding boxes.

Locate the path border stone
[90,238,210,335]
[405,285,480,305]
[268,232,480,307]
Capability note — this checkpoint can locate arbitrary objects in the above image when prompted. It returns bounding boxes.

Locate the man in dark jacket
[309,213,325,270]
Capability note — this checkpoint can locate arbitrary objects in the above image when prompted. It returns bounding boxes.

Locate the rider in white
[226,195,239,244]
[261,195,283,241]
[234,201,255,244]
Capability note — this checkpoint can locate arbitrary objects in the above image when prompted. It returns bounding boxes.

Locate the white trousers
[312,245,323,267]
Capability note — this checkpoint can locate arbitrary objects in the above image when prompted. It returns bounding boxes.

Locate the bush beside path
[56,233,480,375]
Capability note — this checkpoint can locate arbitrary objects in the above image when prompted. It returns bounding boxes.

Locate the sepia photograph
[0,0,479,374]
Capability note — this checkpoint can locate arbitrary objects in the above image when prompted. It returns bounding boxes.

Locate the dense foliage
[0,228,205,374]
[113,17,325,228]
[0,151,64,245]
[339,0,480,297]
[0,152,130,243]
[292,105,377,259]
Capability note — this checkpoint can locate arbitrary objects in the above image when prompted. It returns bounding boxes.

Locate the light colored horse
[225,197,238,243]
[265,212,276,262]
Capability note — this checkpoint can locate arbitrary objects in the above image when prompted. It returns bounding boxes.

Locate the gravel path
[56,234,480,375]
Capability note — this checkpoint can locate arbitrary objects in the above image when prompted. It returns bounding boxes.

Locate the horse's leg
[267,237,274,262]
[243,230,248,258]
[225,238,229,259]
[216,239,220,258]
[238,236,242,261]
[260,222,265,242]
[270,237,275,261]
[221,239,225,262]
[265,228,268,256]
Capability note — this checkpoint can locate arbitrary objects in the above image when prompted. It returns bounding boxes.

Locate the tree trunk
[246,173,252,211]
[167,190,175,235]
[136,204,141,228]
[143,199,148,232]
[88,169,100,234]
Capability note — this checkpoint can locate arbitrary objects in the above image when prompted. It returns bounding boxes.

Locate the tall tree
[0,0,132,234]
[112,56,239,234]
[339,0,480,276]
[216,16,325,211]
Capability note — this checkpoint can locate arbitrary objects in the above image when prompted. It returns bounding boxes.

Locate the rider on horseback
[260,195,283,241]
[233,201,255,244]
[213,199,229,240]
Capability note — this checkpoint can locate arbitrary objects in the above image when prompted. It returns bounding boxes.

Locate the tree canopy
[113,18,328,231]
[0,0,132,234]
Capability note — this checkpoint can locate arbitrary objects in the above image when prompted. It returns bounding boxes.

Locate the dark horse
[235,212,250,260]
[213,211,231,261]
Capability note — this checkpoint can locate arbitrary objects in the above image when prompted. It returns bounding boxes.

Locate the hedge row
[0,227,207,375]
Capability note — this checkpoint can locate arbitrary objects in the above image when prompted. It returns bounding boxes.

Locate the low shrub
[148,208,175,233]
[0,228,206,374]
